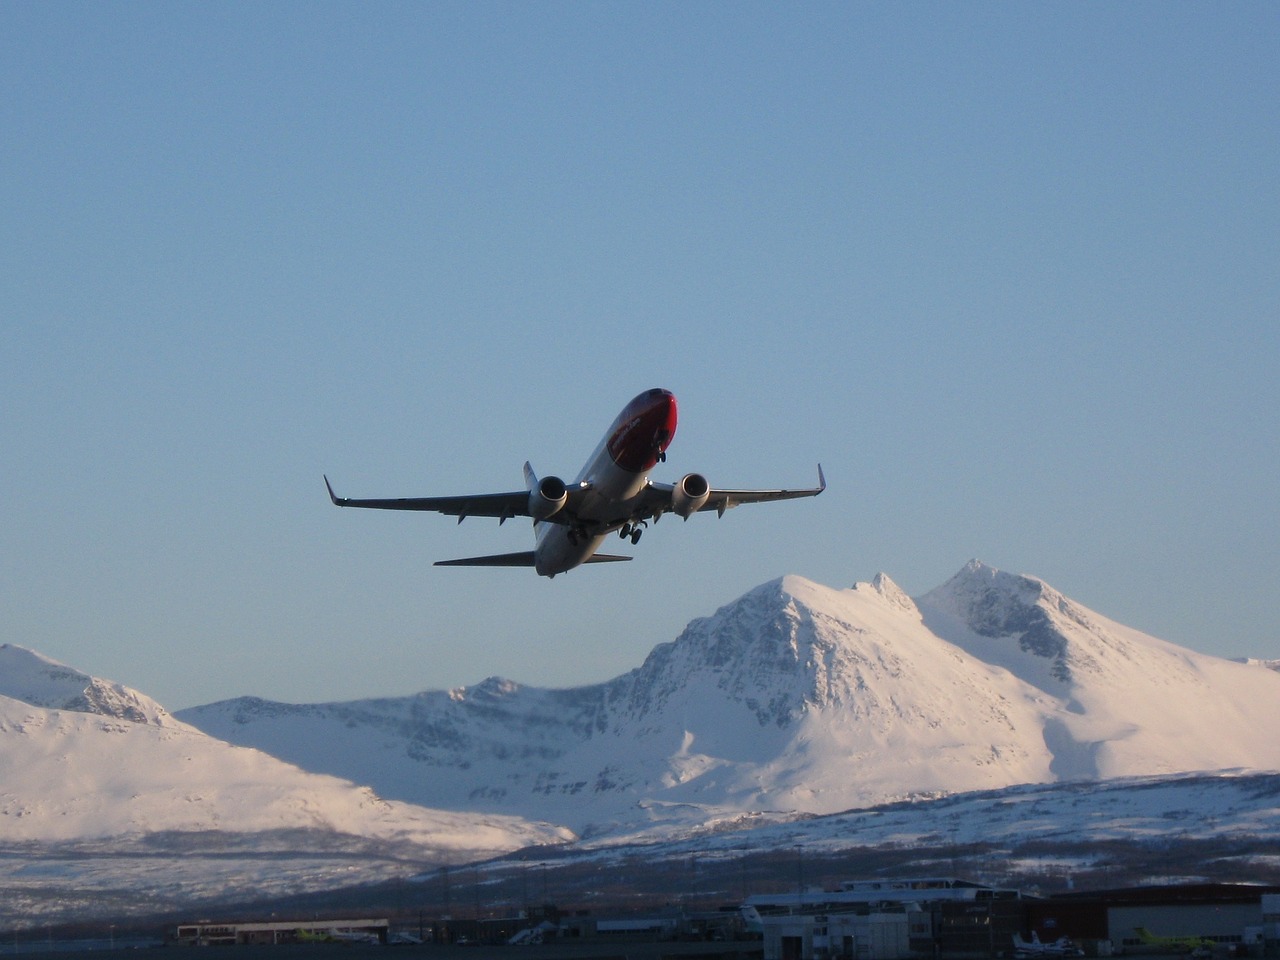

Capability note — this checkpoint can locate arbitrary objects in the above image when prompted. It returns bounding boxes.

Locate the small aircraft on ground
[1013,932,1084,958]
[1134,927,1216,956]
[325,388,825,577]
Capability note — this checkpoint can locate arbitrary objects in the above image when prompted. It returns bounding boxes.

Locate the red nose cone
[607,388,678,473]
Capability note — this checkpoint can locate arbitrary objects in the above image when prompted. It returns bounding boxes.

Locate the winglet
[817,463,826,493]
[324,475,344,506]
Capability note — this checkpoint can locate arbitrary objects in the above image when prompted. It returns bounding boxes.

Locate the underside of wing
[324,475,598,526]
[696,473,827,514]
[326,476,532,522]
[633,464,826,520]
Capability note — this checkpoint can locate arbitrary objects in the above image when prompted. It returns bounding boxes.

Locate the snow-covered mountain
[6,563,1280,926]
[0,643,567,849]
[179,562,1280,834]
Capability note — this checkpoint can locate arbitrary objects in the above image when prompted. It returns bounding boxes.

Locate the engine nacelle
[671,472,711,519]
[529,475,568,520]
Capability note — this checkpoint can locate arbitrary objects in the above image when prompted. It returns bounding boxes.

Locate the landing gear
[619,521,647,544]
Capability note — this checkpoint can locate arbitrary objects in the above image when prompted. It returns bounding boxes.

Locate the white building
[762,911,914,960]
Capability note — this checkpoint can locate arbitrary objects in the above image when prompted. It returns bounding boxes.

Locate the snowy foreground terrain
[0,645,570,928]
[4,561,1280,927]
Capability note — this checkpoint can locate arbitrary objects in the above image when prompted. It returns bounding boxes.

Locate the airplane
[1134,927,1216,955]
[1013,932,1084,958]
[325,387,825,577]
[294,928,378,945]
[293,929,334,944]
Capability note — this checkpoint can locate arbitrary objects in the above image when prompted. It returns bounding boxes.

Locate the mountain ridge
[179,561,1280,832]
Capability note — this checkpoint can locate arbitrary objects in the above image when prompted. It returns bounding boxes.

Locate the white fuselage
[532,443,648,576]
[531,388,677,577]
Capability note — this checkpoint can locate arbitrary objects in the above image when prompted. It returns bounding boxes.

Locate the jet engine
[529,475,568,520]
[671,472,711,519]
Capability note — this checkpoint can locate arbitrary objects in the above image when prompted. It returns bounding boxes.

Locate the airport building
[172,918,389,946]
[749,879,1280,960]
[1027,884,1280,954]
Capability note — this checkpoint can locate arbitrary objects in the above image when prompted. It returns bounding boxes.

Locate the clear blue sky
[4,2,1277,710]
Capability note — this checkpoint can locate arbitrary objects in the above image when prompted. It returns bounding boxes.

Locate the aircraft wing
[637,464,826,520]
[325,475,533,523]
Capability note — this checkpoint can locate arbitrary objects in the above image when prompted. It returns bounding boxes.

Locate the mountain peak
[921,560,1062,640]
[450,676,521,702]
[917,561,1093,687]
[861,572,917,613]
[0,643,172,726]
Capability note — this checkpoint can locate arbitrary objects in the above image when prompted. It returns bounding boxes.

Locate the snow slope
[563,769,1280,854]
[917,561,1280,780]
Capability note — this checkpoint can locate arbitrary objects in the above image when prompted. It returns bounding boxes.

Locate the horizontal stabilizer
[435,552,537,567]
[434,551,633,568]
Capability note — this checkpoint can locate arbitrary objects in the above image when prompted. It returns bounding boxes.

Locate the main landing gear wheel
[623,520,647,545]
